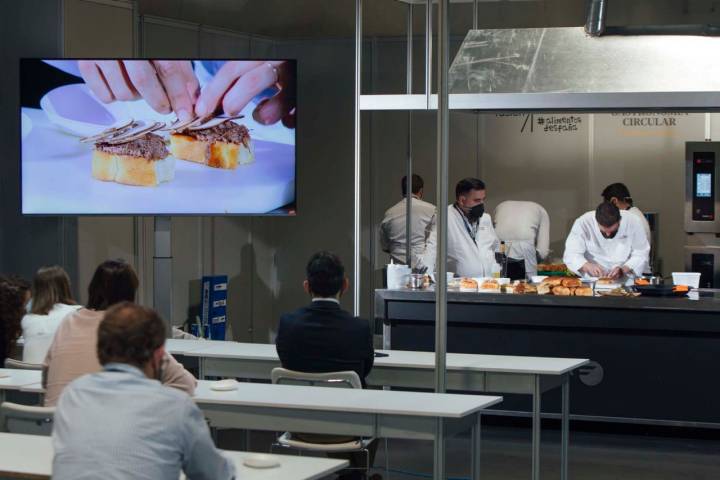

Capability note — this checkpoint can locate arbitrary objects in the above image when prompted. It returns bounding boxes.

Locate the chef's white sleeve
[563,220,588,275]
[418,212,437,273]
[536,206,551,259]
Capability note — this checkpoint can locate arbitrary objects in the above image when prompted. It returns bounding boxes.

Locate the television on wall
[20,59,296,215]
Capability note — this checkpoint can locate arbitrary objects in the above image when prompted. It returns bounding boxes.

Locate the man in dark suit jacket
[275,251,377,480]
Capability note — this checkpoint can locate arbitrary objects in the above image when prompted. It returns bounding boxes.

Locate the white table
[0,369,42,402]
[194,380,502,480]
[168,340,588,480]
[0,432,348,480]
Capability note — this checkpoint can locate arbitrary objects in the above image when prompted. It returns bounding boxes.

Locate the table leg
[561,375,569,480]
[199,357,205,380]
[532,375,541,480]
[471,413,481,480]
[434,417,446,480]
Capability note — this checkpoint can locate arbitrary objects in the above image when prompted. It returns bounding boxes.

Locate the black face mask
[467,203,485,222]
[601,230,618,239]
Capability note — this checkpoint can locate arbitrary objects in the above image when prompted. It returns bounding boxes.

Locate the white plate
[478,288,500,293]
[580,276,599,283]
[594,282,621,290]
[210,379,239,391]
[243,454,281,469]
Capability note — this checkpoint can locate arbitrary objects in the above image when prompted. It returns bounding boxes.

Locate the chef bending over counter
[563,201,650,285]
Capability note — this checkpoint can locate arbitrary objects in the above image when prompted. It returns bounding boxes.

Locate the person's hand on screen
[77,60,199,121]
[194,61,295,128]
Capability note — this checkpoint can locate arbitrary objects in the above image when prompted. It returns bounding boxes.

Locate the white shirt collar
[312,297,340,304]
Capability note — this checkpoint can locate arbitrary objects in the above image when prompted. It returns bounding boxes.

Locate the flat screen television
[20,59,296,215]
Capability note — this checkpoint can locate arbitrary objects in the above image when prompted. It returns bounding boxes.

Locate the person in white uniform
[601,183,651,245]
[380,174,436,272]
[563,201,650,283]
[493,201,550,278]
[446,178,500,278]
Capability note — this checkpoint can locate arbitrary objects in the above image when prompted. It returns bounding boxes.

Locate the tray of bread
[537,277,593,296]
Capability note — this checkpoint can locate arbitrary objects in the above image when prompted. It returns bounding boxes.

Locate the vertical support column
[473,0,479,30]
[405,3,414,268]
[532,374,541,480]
[154,216,172,336]
[471,413,481,480]
[434,1,450,478]
[425,0,433,108]
[561,375,570,480]
[353,0,362,317]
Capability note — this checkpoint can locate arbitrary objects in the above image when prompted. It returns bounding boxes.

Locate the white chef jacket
[563,210,650,282]
[627,206,652,245]
[380,196,437,272]
[447,204,500,278]
[493,201,550,277]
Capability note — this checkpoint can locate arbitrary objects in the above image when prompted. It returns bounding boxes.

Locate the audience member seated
[52,302,235,480]
[43,259,196,406]
[0,276,26,366]
[22,266,82,364]
[276,251,376,480]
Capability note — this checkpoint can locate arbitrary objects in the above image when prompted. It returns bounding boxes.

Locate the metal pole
[532,375,541,480]
[353,0,362,317]
[434,0,449,396]
[561,376,570,480]
[473,0,479,30]
[434,1,450,478]
[425,0,433,107]
[405,3,413,268]
[585,0,608,37]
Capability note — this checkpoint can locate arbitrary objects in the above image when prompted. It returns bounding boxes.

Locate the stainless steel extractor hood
[448,27,720,111]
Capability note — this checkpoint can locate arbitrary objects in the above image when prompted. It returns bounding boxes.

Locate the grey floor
[218,425,720,479]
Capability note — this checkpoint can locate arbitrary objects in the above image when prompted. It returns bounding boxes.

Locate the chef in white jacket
[563,201,650,284]
[380,174,436,272]
[493,200,550,277]
[446,178,500,277]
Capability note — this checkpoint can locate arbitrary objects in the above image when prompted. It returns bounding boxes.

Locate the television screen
[20,59,296,215]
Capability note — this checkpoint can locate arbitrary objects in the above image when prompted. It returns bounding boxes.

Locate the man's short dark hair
[455,178,486,199]
[401,174,424,196]
[87,260,139,311]
[97,302,165,368]
[601,183,633,206]
[306,251,345,297]
[595,201,621,228]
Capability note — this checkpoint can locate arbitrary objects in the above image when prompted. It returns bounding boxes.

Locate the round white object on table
[210,378,239,391]
[531,275,548,284]
[242,454,281,469]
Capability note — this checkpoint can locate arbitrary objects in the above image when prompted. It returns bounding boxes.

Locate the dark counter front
[375,288,720,428]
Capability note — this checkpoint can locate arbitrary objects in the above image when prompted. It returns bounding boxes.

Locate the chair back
[1,402,55,436]
[4,359,42,370]
[271,368,362,389]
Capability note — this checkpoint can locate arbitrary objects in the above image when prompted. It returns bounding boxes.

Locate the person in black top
[276,251,374,385]
[0,275,28,366]
[276,251,378,480]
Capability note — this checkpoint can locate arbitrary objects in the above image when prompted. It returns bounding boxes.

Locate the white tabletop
[175,340,589,375]
[0,369,42,390]
[0,432,347,480]
[194,380,501,418]
[165,338,233,355]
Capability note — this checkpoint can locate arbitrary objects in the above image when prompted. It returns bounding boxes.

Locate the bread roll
[537,283,551,295]
[562,277,582,288]
[552,286,571,296]
[543,277,563,287]
[92,150,174,187]
[573,286,593,296]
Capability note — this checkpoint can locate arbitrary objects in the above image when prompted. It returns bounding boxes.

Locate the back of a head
[306,251,344,297]
[601,183,632,205]
[97,302,165,369]
[87,260,139,311]
[401,174,424,196]
[595,201,621,228]
[0,276,26,355]
[455,177,486,198]
[31,266,76,315]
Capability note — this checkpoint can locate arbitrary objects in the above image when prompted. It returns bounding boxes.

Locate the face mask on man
[467,203,485,222]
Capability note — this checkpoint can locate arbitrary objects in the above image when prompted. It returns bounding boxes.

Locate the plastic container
[671,272,701,288]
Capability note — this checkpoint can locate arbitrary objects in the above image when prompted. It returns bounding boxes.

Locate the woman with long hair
[42,259,196,406]
[21,266,81,364]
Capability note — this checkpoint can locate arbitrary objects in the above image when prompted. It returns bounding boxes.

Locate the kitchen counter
[375,288,720,428]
